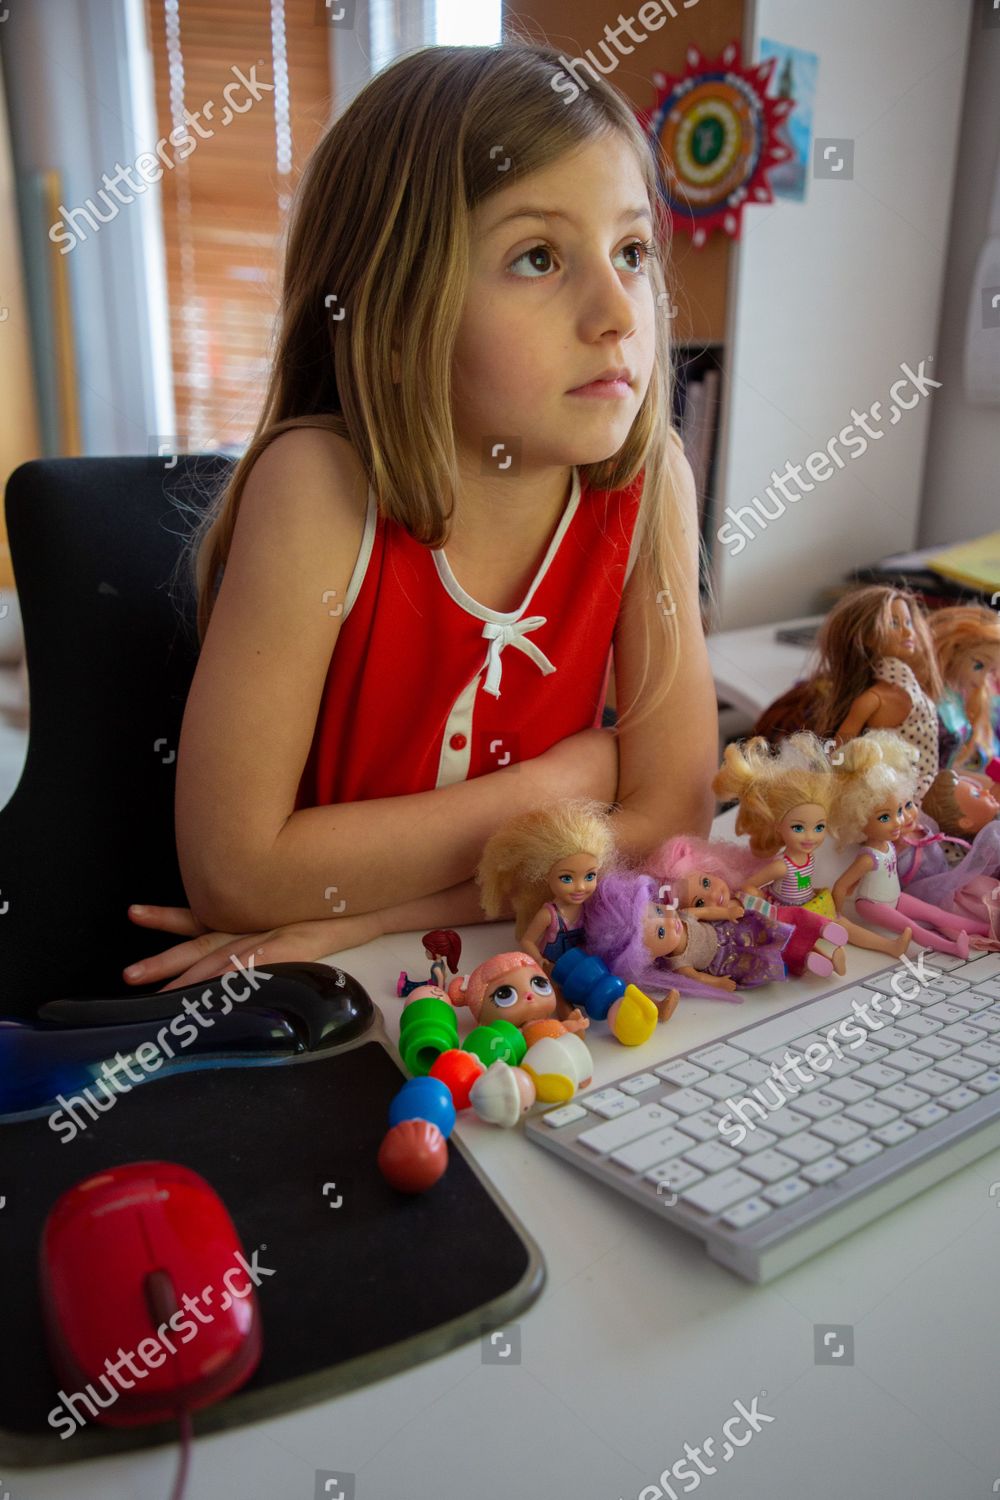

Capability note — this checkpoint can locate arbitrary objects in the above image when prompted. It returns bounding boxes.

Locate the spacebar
[734,987,877,1056]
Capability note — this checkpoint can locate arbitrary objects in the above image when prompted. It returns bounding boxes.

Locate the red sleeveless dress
[294,465,644,807]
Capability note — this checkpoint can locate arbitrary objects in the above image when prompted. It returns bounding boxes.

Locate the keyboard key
[825,1057,861,1078]
[852,974,900,996]
[897,1015,942,1037]
[579,1104,679,1154]
[733,1128,779,1155]
[907,1102,950,1127]
[612,1127,692,1173]
[580,1088,638,1118]
[764,1107,812,1138]
[801,1155,849,1185]
[913,1036,961,1060]
[910,1068,958,1096]
[762,1176,813,1207]
[925,1002,971,1024]
[949,992,995,1014]
[781,1131,833,1164]
[741,1149,799,1183]
[728,1058,773,1086]
[967,1041,1000,1066]
[684,1140,741,1174]
[971,1070,1000,1094]
[658,1086,714,1115]
[873,1119,917,1146]
[845,1099,899,1128]
[938,1022,987,1047]
[838,1137,884,1166]
[655,1059,710,1088]
[922,973,970,995]
[939,1086,981,1111]
[847,1042,890,1064]
[937,1056,987,1082]
[812,1114,868,1145]
[973,1012,1000,1034]
[794,1091,845,1121]
[696,1072,746,1100]
[736,990,875,1056]
[889,1000,919,1019]
[878,1084,930,1112]
[869,1026,915,1050]
[721,1195,774,1229]
[825,1077,875,1104]
[541,1103,588,1128]
[645,1158,704,1194]
[689,1042,751,1072]
[619,1073,662,1095]
[854,1063,905,1089]
[681,1167,761,1214]
[675,1109,727,1142]
[881,1048,932,1075]
[978,980,1000,1001]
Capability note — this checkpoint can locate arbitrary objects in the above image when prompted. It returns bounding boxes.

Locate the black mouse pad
[0,1021,545,1466]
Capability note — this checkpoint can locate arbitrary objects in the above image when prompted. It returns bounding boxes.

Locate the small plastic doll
[922,768,1000,841]
[815,586,943,800]
[477,798,614,975]
[829,735,970,958]
[397,928,462,998]
[648,833,849,979]
[929,603,1000,783]
[583,869,792,994]
[713,731,912,959]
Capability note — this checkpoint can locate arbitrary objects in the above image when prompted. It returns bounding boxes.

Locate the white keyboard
[523,952,1000,1282]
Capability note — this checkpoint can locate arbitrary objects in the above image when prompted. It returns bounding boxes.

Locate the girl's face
[479,964,556,1029]
[675,870,731,908]
[883,598,916,656]
[954,642,1000,696]
[546,850,599,907]
[778,803,828,858]
[644,900,685,958]
[863,798,905,845]
[455,136,657,474]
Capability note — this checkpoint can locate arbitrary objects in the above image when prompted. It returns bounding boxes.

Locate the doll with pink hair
[648,834,849,979]
[829,735,972,957]
[582,869,792,995]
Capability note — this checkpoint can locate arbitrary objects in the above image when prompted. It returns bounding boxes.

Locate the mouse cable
[169,1409,193,1500]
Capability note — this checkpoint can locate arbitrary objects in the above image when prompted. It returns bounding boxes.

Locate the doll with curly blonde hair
[929,604,1000,782]
[713,732,912,958]
[829,735,970,956]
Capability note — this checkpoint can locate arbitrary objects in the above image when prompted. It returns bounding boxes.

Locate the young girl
[121,42,718,992]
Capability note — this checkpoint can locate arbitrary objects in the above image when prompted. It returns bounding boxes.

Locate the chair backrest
[0,454,234,1017]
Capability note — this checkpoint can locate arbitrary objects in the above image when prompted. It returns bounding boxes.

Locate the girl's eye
[530,976,553,995]
[790,824,804,834]
[559,874,572,884]
[701,877,711,889]
[507,238,658,279]
[693,898,705,908]
[490,984,518,1007]
[878,813,890,823]
[814,824,826,834]
[585,871,597,883]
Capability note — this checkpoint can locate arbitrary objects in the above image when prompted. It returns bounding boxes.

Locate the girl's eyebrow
[484,204,653,235]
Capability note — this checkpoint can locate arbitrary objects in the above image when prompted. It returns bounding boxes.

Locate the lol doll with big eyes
[929,604,1000,784]
[397,928,462,998]
[829,736,971,958]
[649,833,849,980]
[582,869,793,995]
[713,730,914,959]
[814,586,943,801]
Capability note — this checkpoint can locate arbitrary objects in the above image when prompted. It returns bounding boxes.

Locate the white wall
[918,18,1000,547]
[713,0,972,629]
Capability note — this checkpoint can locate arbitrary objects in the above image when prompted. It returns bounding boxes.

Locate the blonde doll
[713,731,912,959]
[929,604,1000,782]
[829,736,970,958]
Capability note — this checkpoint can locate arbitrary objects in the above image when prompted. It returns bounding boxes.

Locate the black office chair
[0,454,235,1018]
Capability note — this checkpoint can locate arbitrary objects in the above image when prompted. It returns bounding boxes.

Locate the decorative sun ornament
[636,41,795,248]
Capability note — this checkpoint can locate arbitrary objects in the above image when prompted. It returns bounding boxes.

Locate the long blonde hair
[812,586,942,735]
[929,604,1000,763]
[173,39,700,732]
[712,732,834,858]
[477,797,617,936]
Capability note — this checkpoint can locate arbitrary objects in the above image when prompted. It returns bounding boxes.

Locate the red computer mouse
[39,1162,263,1430]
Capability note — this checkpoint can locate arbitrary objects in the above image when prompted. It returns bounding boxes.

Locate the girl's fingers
[155,939,272,992]
[126,905,207,937]
[123,930,244,985]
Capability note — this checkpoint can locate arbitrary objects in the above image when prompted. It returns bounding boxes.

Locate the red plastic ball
[377,1119,448,1193]
[429,1048,485,1110]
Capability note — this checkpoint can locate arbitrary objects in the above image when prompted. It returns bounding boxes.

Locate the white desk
[9,810,1000,1500]
[707,615,823,723]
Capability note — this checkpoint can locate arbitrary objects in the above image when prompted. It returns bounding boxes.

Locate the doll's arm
[745,857,787,897]
[519,906,555,974]
[674,964,738,992]
[680,902,742,922]
[836,688,890,741]
[832,852,874,909]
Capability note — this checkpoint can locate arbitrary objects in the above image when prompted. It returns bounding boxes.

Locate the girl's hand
[123,904,379,992]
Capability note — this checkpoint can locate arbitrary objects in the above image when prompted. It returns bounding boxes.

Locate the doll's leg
[854,899,969,958]
[896,892,989,938]
[835,911,913,958]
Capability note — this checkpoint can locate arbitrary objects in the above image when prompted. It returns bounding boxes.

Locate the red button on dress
[449,734,467,751]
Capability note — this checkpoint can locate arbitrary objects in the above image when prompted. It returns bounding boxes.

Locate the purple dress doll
[583,871,794,995]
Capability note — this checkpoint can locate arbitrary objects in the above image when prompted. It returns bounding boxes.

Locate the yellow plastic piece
[609,984,659,1046]
[521,1065,576,1104]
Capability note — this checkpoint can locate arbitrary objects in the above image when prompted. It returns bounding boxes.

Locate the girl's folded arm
[609,443,718,862]
[175,428,618,933]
